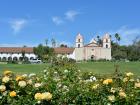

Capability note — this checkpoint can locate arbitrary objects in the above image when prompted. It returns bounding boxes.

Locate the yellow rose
[42,92,52,100]
[10,91,16,97]
[135,82,140,88]
[126,72,133,77]
[35,93,42,100]
[2,76,10,83]
[108,79,113,83]
[4,70,12,76]
[103,79,113,85]
[119,91,126,98]
[0,85,6,92]
[108,95,115,102]
[16,75,23,81]
[41,92,52,100]
[123,77,128,82]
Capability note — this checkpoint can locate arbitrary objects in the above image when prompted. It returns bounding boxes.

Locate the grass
[77,61,140,75]
[0,62,139,75]
[0,64,47,74]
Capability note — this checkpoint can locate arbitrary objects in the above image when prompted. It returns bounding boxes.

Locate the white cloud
[52,16,64,25]
[109,26,140,45]
[10,19,27,34]
[65,10,79,21]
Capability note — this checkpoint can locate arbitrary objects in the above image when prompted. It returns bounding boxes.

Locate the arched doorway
[19,57,23,61]
[2,57,7,61]
[13,57,18,61]
[8,57,12,61]
[24,57,29,61]
[91,55,94,60]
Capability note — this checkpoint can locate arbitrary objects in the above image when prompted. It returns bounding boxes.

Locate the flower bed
[0,63,140,105]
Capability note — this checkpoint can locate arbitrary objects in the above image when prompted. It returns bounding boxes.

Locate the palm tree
[96,35,102,46]
[115,33,121,44]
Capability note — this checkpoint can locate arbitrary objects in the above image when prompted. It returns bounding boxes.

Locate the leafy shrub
[7,61,18,64]
[0,61,140,104]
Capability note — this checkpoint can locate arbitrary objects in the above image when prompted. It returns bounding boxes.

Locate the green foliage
[33,44,54,62]
[0,59,140,104]
[111,34,140,61]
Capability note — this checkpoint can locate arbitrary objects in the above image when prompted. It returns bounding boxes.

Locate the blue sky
[0,0,140,47]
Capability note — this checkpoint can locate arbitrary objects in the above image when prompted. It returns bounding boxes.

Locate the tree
[45,39,48,46]
[60,44,67,48]
[51,38,56,48]
[21,50,25,61]
[33,43,55,62]
[96,35,102,46]
[115,33,121,44]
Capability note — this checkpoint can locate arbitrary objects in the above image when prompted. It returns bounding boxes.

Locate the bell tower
[103,33,111,48]
[75,33,84,48]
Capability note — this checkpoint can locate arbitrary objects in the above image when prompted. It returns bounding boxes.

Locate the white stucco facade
[73,33,112,61]
[0,53,36,61]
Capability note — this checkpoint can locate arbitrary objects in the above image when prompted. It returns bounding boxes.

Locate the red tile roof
[54,47,74,54]
[0,47,34,53]
[0,47,75,54]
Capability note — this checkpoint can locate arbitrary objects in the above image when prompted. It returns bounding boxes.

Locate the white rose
[18,81,27,88]
[29,73,36,77]
[0,85,6,92]
[44,69,47,73]
[34,83,42,88]
[126,72,133,77]
[108,95,115,102]
[22,74,28,78]
[27,79,33,85]
[2,76,10,83]
[64,70,68,73]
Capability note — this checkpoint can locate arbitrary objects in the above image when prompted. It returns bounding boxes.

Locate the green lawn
[0,64,47,74]
[0,62,140,75]
[77,62,140,75]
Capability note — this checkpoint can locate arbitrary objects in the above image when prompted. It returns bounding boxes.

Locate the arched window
[106,44,108,48]
[78,39,80,42]
[78,44,80,48]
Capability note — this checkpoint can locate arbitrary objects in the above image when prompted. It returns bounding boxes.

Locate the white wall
[0,53,37,61]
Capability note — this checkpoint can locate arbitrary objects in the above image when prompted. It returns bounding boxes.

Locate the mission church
[0,33,111,61]
[68,33,111,60]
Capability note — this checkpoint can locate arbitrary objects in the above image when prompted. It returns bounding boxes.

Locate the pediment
[84,42,98,47]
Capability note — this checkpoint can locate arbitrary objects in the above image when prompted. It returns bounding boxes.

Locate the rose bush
[0,59,140,105]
